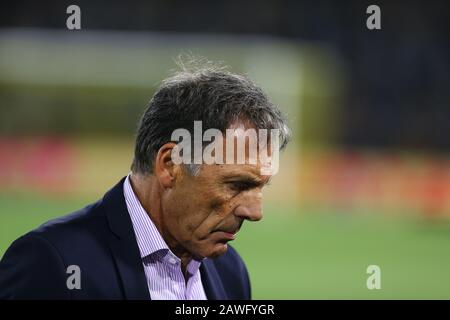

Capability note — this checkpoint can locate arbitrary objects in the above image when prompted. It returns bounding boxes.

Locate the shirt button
[168,257,177,265]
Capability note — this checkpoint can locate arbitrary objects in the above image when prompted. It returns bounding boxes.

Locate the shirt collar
[123,174,169,258]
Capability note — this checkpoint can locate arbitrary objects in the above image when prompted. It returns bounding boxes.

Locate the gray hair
[131,57,291,175]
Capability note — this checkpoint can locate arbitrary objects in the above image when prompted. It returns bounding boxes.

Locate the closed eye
[226,179,261,192]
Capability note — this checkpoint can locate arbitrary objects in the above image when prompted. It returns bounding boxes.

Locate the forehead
[200,163,272,182]
[197,121,275,179]
[219,121,274,160]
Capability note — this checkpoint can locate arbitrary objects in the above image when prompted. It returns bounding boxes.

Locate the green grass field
[1,194,450,299]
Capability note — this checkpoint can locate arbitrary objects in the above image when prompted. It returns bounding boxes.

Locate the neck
[129,173,193,272]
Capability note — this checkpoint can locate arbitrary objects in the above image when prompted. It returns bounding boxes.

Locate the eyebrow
[222,174,272,187]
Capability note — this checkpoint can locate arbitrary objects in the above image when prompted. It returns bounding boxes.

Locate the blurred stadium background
[1,0,449,299]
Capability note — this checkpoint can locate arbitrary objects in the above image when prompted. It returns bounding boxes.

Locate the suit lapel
[200,259,228,300]
[108,235,150,300]
[103,178,150,300]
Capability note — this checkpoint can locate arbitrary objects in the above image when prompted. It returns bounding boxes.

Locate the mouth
[219,231,237,240]
[212,227,240,241]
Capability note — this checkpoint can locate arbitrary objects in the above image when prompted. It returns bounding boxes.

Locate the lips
[212,227,240,241]
[215,226,240,235]
[221,231,237,240]
[212,221,242,240]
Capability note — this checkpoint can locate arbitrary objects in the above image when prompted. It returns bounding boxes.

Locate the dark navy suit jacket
[0,178,251,300]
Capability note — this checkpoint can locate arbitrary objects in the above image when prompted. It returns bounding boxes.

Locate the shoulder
[0,200,107,299]
[33,201,106,248]
[0,229,71,299]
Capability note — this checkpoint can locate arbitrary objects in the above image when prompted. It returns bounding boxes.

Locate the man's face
[162,162,271,259]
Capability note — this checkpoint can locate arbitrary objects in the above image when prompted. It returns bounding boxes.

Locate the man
[0,60,290,299]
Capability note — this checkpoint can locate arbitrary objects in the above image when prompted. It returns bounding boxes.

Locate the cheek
[203,196,238,230]
[177,197,214,234]
[174,183,235,236]
[204,186,235,213]
[180,199,228,239]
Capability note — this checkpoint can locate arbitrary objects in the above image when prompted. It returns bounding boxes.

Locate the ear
[154,142,181,188]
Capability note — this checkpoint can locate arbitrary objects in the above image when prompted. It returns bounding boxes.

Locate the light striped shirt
[123,175,207,300]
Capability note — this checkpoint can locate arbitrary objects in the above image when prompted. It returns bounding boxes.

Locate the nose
[233,191,263,222]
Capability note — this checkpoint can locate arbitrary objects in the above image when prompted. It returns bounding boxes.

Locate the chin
[212,242,230,257]
[200,242,229,259]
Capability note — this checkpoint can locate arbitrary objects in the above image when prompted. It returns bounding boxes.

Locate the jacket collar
[103,177,150,300]
[200,260,228,300]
